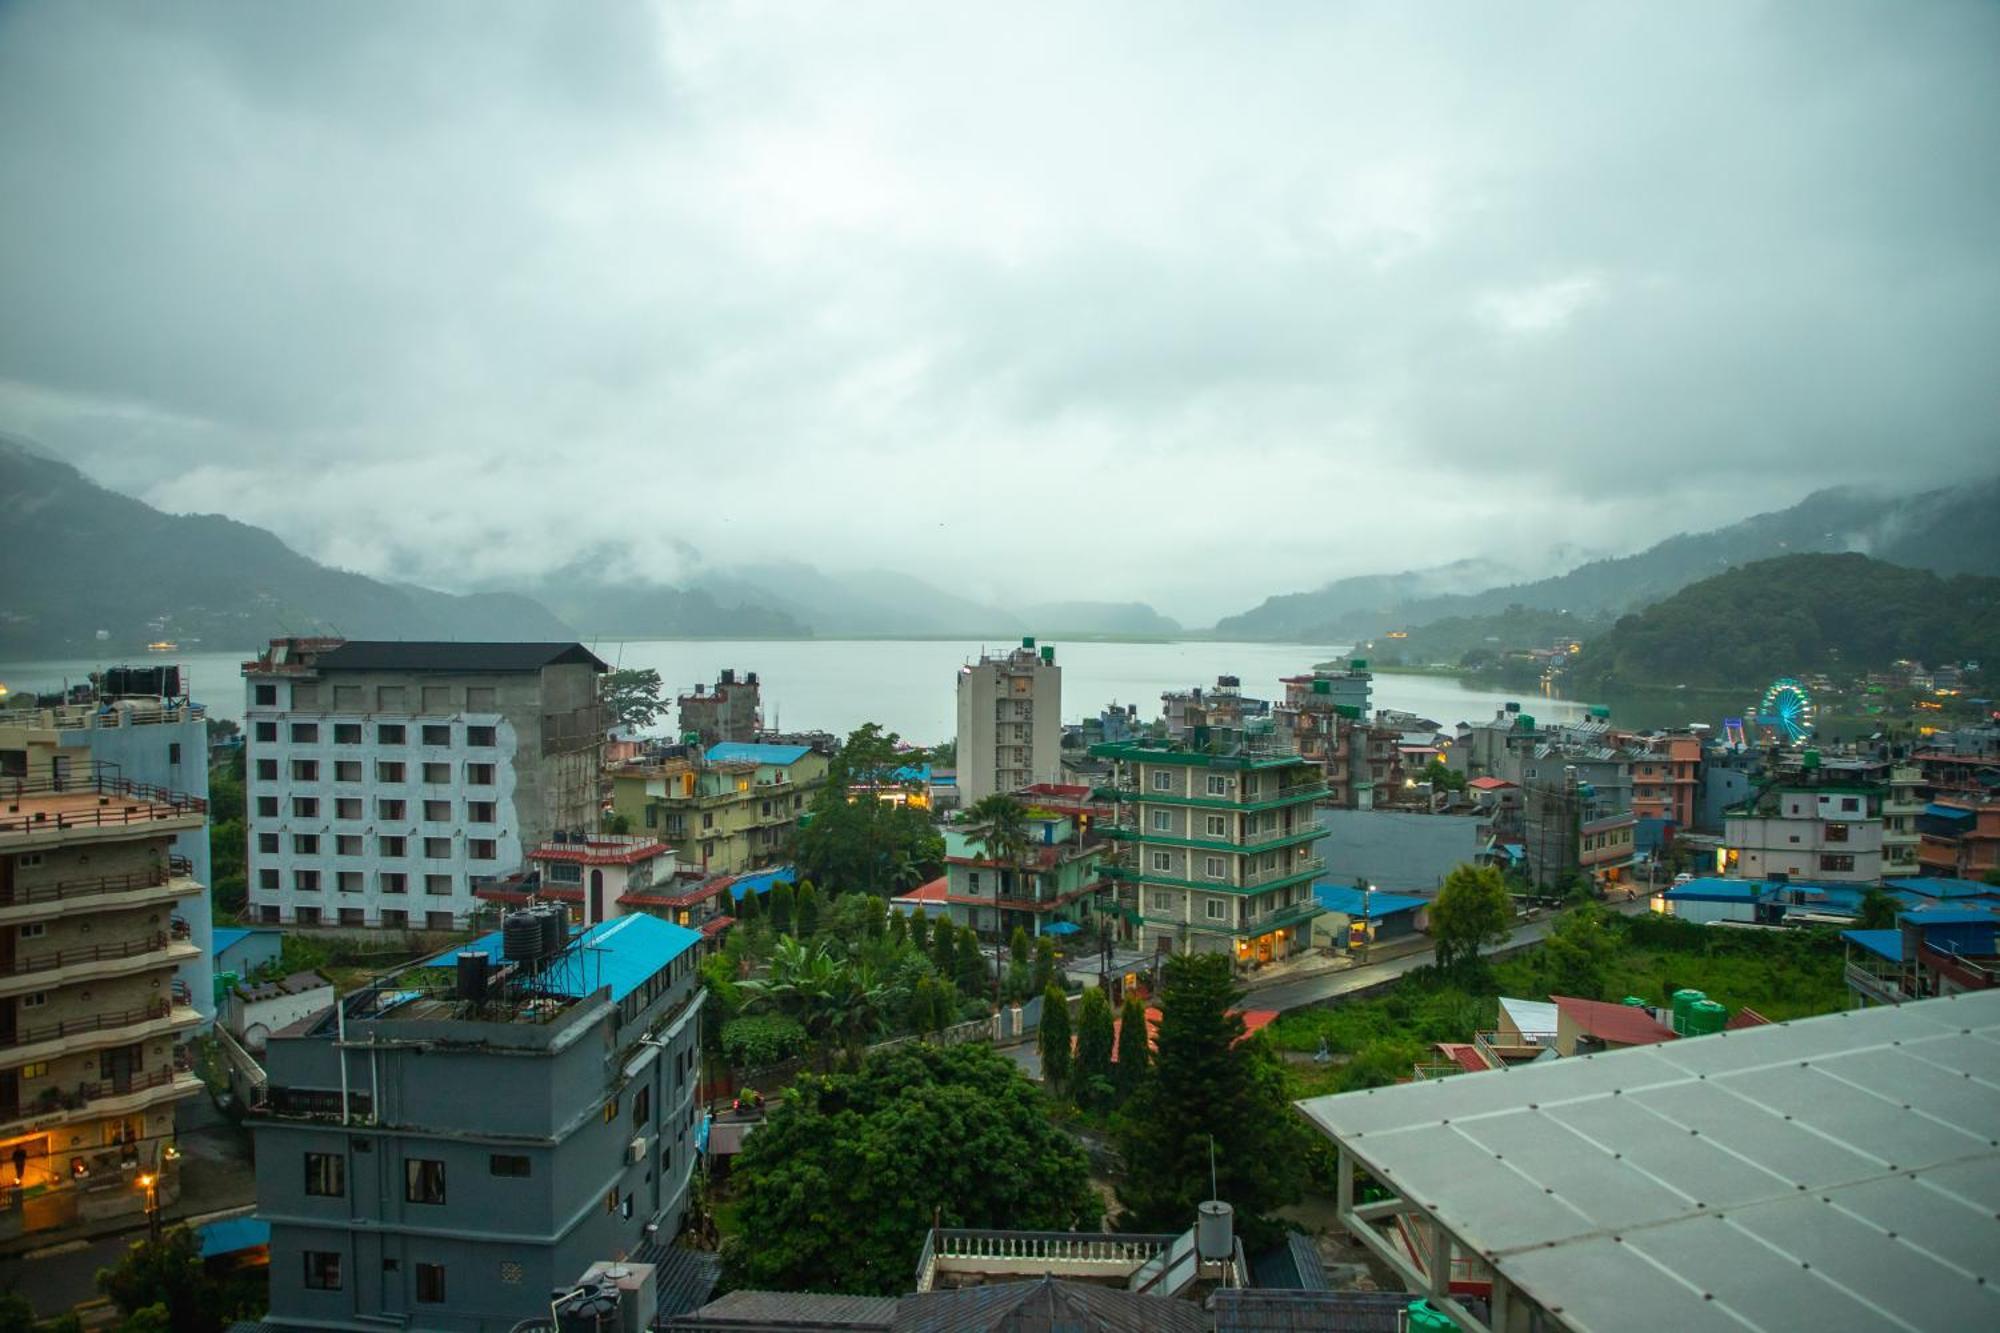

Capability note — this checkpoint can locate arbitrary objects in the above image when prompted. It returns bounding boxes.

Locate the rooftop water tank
[503,911,544,962]
[1195,1200,1234,1262]
[537,904,568,957]
[1670,988,1707,1036]
[1686,999,1728,1036]
[1406,1299,1461,1332]
[457,950,491,1004]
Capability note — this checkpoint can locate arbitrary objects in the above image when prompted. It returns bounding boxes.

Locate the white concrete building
[1724,785,1884,884]
[955,639,1062,807]
[242,640,607,929]
[227,970,334,1053]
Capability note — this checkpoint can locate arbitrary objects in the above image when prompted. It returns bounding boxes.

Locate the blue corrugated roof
[1314,884,1425,918]
[429,914,701,1003]
[706,741,812,766]
[1903,907,2000,927]
[1886,876,1999,901]
[1924,803,1975,820]
[197,1217,270,1258]
[1840,929,1903,962]
[1664,877,1766,902]
[211,926,253,957]
[729,865,796,901]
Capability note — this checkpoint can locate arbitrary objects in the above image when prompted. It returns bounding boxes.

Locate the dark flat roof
[311,641,607,673]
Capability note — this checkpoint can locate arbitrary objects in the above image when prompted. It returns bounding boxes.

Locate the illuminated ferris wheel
[1751,676,1816,744]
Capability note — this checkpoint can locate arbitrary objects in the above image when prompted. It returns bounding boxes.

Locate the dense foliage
[1114,955,1314,1244]
[601,667,667,731]
[1569,553,2000,692]
[1429,864,1514,972]
[791,724,944,895]
[96,1226,263,1333]
[206,749,247,921]
[725,1043,1101,1294]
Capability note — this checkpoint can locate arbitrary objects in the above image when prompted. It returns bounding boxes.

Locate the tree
[768,881,795,934]
[793,724,945,895]
[0,1292,36,1333]
[1038,984,1072,1094]
[887,909,908,948]
[1114,992,1150,1101]
[735,884,761,922]
[1114,954,1312,1243]
[1542,904,1615,999]
[1856,886,1902,930]
[1072,985,1115,1107]
[601,667,668,731]
[909,908,931,953]
[1430,864,1514,973]
[1031,937,1059,997]
[1421,758,1466,793]
[1009,926,1033,965]
[740,937,888,1071]
[97,1224,259,1333]
[954,927,990,998]
[724,1044,1100,1294]
[967,794,1033,900]
[795,881,820,937]
[931,920,959,978]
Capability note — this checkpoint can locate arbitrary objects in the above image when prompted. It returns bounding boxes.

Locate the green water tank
[1350,658,1368,670]
[1517,714,1536,731]
[1022,636,1036,649]
[1670,988,1707,1036]
[1622,996,1648,1007]
[1802,748,1820,769]
[1589,704,1611,718]
[1687,999,1728,1036]
[1041,645,1054,664]
[1406,1299,1460,1332]
[1312,678,1331,694]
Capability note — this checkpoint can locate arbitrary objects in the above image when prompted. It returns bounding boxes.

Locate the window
[259,869,280,891]
[382,872,409,895]
[334,685,363,709]
[424,874,452,896]
[466,725,497,747]
[294,870,321,892]
[423,799,451,822]
[377,762,405,784]
[602,1095,620,1123]
[255,721,277,742]
[415,1264,446,1304]
[337,871,363,894]
[258,832,280,854]
[304,1251,342,1290]
[422,762,451,785]
[1825,823,1850,843]
[1150,851,1172,872]
[21,992,47,1009]
[1206,898,1227,920]
[305,1152,345,1197]
[423,837,451,859]
[293,683,320,707]
[381,909,408,928]
[1205,814,1228,838]
[333,723,362,745]
[1204,855,1227,879]
[254,684,277,706]
[547,861,582,884]
[469,839,496,861]
[292,796,319,819]
[633,1086,651,1125]
[259,903,280,922]
[291,722,319,743]
[421,724,451,746]
[1151,770,1173,791]
[379,836,407,858]
[1820,854,1856,872]
[378,798,407,821]
[605,1187,620,1214]
[293,834,320,855]
[466,763,495,786]
[18,1061,48,1079]
[1149,891,1176,911]
[377,724,406,746]
[644,806,659,829]
[467,801,496,824]
[1206,774,1230,796]
[701,812,714,830]
[257,795,279,818]
[256,758,278,781]
[466,686,496,711]
[333,760,361,783]
[335,798,363,820]
[1842,797,1860,813]
[490,1154,531,1177]
[296,905,322,925]
[291,759,319,781]
[405,1158,446,1204]
[1151,810,1172,831]
[426,910,455,929]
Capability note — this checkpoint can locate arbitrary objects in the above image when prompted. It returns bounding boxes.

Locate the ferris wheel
[1752,677,1816,744]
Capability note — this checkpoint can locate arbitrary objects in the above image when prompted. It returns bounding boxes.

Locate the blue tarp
[1924,803,1975,820]
[1840,929,1903,962]
[1313,884,1425,919]
[730,865,797,901]
[705,741,813,766]
[197,1217,270,1259]
[429,914,702,1004]
[1040,920,1081,936]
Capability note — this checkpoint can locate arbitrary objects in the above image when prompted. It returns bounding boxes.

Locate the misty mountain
[516,557,809,639]
[690,564,1023,637]
[1215,478,2000,640]
[1017,601,1181,637]
[0,441,574,655]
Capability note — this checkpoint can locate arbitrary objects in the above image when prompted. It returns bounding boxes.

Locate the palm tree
[967,794,1034,903]
[741,937,891,1072]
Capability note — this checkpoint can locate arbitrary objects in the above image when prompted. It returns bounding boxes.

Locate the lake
[0,639,1601,743]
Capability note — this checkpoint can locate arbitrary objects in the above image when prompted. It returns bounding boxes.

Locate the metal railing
[0,855,193,908]
[3,932,173,977]
[44,702,205,730]
[1472,1029,1557,1066]
[0,767,205,834]
[2,998,187,1049]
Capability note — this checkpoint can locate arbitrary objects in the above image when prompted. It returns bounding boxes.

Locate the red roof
[1109,1005,1277,1061]
[895,876,948,904]
[528,836,672,867]
[1467,776,1517,791]
[1437,1042,1494,1073]
[1726,1006,1773,1030]
[700,915,736,938]
[1551,995,1677,1046]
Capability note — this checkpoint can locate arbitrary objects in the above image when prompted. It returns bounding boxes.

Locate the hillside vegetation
[1567,553,2000,692]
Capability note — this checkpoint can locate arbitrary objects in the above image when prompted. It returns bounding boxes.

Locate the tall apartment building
[608,742,828,875]
[1629,733,1701,830]
[1274,663,1385,808]
[242,640,607,930]
[0,760,206,1238]
[676,669,762,747]
[1091,739,1326,966]
[251,912,704,1332]
[1724,785,1885,883]
[0,669,214,1022]
[1882,764,1925,876]
[956,640,1062,807]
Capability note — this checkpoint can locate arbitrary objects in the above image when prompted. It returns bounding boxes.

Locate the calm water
[0,640,1599,743]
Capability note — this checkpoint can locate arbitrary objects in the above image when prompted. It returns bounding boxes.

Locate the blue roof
[1314,884,1426,918]
[430,914,701,1004]
[211,926,253,957]
[197,1217,270,1258]
[1841,929,1903,962]
[889,763,932,783]
[1903,907,2000,927]
[730,865,796,901]
[1924,803,1975,820]
[1886,876,1999,901]
[1041,920,1081,936]
[1664,877,1766,902]
[706,741,812,766]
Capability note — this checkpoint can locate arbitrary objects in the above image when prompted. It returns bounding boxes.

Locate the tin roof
[306,641,607,673]
[705,741,815,766]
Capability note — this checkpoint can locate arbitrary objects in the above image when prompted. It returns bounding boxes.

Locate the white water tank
[1196,1200,1234,1261]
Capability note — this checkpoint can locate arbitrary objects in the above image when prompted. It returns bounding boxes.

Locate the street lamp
[136,1171,160,1243]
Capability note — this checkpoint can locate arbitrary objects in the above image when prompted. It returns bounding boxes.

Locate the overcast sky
[2,1,1996,623]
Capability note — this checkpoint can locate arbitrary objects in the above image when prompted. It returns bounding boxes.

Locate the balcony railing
[3,998,188,1049]
[0,856,193,909]
[3,932,173,977]
[0,767,205,835]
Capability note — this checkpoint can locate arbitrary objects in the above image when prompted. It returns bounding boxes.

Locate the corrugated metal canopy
[1298,991,2000,1332]
[430,913,700,1003]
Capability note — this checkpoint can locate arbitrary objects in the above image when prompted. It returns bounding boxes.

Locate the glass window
[466,725,497,747]
[256,758,278,781]
[415,1264,446,1304]
[292,834,319,855]
[469,839,497,860]
[304,1251,342,1290]
[254,721,277,742]
[305,1152,345,1197]
[1150,851,1171,871]
[1151,770,1172,791]
[423,799,451,821]
[337,871,363,894]
[294,870,321,892]
[466,763,495,786]
[1206,815,1228,838]
[334,760,362,783]
[1150,810,1171,831]
[379,836,407,858]
[1204,856,1226,878]
[335,798,362,820]
[258,832,279,854]
[424,874,453,896]
[423,837,451,859]
[333,723,362,745]
[290,759,317,781]
[468,801,496,823]
[421,724,451,746]
[377,762,406,784]
[378,798,406,820]
[381,872,409,895]
[405,1158,446,1205]
[253,684,277,706]
[290,722,319,743]
[1207,774,1229,795]
[422,762,451,784]
[292,797,318,818]
[378,723,407,745]
[489,1154,531,1177]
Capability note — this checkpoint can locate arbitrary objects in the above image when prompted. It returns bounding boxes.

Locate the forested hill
[0,441,574,654]
[1566,553,2000,692]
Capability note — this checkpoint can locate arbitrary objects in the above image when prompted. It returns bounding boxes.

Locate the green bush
[721,1015,810,1069]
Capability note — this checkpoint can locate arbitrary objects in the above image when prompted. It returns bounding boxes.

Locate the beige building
[608,742,828,876]
[956,640,1062,807]
[0,759,206,1239]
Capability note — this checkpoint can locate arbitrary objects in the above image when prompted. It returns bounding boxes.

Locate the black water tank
[456,950,491,1004]
[503,912,544,962]
[554,1283,620,1333]
[538,904,568,957]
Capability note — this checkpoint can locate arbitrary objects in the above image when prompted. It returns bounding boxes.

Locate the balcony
[916,1228,1181,1292]
[0,933,200,998]
[0,767,205,843]
[0,1064,201,1137]
[0,856,198,924]
[0,998,202,1068]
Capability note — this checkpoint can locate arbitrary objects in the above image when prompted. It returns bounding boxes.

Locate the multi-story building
[0,760,206,1239]
[475,834,679,929]
[943,785,1116,940]
[1725,785,1885,884]
[1917,797,2000,881]
[676,669,762,747]
[955,641,1061,807]
[251,911,705,1333]
[608,742,827,876]
[1160,676,1269,742]
[1882,764,1925,876]
[0,668,214,1021]
[1629,733,1700,830]
[241,639,608,930]
[1274,665,1399,809]
[1091,739,1326,966]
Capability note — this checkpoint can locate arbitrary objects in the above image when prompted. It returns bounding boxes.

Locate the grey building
[250,911,705,1333]
[956,640,1062,806]
[1317,808,1484,893]
[242,639,607,929]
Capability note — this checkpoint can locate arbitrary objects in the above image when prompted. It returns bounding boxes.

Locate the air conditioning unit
[627,1136,648,1164]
